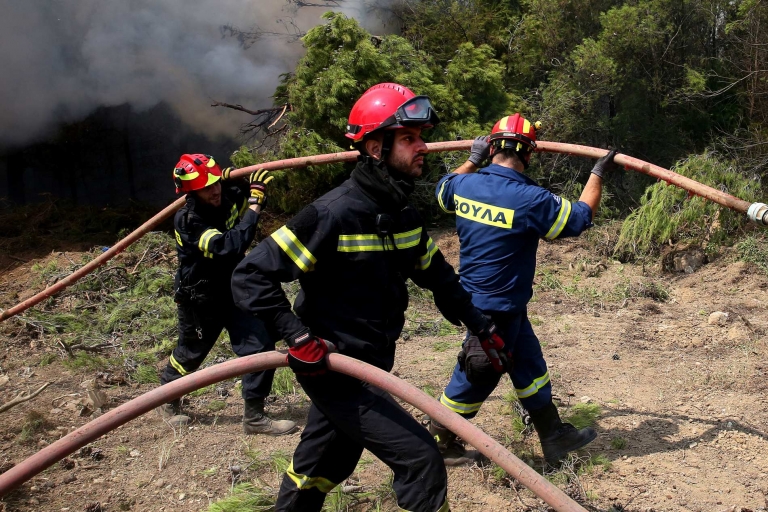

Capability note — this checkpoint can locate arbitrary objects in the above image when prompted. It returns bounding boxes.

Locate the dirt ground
[1,228,767,512]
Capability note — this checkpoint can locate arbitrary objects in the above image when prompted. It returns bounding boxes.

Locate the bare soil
[1,229,767,512]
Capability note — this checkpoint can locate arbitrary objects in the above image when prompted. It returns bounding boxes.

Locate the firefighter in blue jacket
[429,114,618,465]
[158,153,296,436]
[231,83,508,512]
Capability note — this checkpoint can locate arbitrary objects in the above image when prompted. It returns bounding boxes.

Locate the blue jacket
[436,163,593,312]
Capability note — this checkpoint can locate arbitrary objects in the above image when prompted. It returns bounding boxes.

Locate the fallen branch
[0,382,51,414]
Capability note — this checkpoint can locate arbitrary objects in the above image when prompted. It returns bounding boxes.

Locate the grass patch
[39,353,57,366]
[207,482,275,512]
[432,339,461,352]
[421,385,436,398]
[207,400,227,412]
[580,453,612,474]
[269,450,291,474]
[17,411,51,445]
[564,403,601,429]
[61,352,110,371]
[737,234,768,274]
[610,436,627,450]
[271,367,299,396]
[189,384,215,398]
[132,364,159,384]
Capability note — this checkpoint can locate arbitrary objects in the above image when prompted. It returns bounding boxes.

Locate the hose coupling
[747,203,768,226]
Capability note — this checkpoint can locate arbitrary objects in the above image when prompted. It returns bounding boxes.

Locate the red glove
[477,323,511,373]
[286,329,334,376]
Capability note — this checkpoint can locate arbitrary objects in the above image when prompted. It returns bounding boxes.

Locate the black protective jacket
[232,158,486,371]
[174,181,258,304]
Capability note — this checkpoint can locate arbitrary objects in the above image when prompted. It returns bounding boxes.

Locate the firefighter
[429,114,618,465]
[231,83,508,512]
[158,153,296,436]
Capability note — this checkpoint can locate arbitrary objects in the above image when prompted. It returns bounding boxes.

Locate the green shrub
[616,153,762,257]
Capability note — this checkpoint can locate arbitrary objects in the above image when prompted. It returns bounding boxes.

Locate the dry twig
[0,382,51,413]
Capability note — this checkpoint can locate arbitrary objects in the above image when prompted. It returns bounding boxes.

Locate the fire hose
[1,140,766,325]
[0,352,588,512]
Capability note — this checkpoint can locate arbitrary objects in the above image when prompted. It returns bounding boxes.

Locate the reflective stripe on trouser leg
[440,359,501,419]
[507,313,552,411]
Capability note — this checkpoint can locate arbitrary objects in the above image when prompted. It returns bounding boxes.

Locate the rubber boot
[428,418,485,466]
[155,398,190,426]
[242,398,297,436]
[529,402,597,465]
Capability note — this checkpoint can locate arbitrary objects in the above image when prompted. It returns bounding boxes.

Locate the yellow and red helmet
[489,114,542,168]
[173,154,222,194]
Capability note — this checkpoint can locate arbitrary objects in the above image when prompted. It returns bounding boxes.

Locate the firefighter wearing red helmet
[428,115,618,466]
[159,153,296,436]
[232,83,503,512]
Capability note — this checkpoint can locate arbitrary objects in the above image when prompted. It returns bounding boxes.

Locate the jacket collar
[480,163,540,187]
[350,157,414,211]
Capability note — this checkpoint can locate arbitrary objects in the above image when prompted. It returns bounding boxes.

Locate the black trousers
[160,301,275,401]
[275,373,448,512]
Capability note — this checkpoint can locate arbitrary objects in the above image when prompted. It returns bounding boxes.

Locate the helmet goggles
[379,95,440,131]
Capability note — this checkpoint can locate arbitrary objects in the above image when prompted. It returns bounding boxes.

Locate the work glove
[590,149,619,179]
[286,328,336,376]
[475,322,512,373]
[222,167,235,180]
[468,135,491,167]
[248,169,273,206]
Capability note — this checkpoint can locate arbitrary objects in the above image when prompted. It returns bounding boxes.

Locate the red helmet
[489,114,542,168]
[345,83,440,142]
[173,154,222,194]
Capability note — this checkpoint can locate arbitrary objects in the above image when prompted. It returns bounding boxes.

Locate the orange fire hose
[1,140,765,324]
[0,352,588,512]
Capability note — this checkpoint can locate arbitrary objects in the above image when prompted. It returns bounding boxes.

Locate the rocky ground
[1,227,767,512]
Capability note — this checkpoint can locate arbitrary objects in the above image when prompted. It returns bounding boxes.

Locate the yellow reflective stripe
[544,198,572,240]
[515,371,550,399]
[439,393,483,415]
[206,157,216,168]
[337,227,422,252]
[174,230,183,247]
[416,237,439,270]
[178,171,199,181]
[271,226,316,272]
[498,115,509,131]
[523,119,531,134]
[169,354,189,376]
[205,172,220,187]
[226,204,239,229]
[238,198,249,217]
[399,500,449,512]
[437,179,453,213]
[198,228,221,259]
[286,461,337,493]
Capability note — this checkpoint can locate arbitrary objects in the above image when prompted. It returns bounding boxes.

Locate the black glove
[468,135,491,167]
[222,167,235,180]
[248,169,273,206]
[458,334,502,385]
[590,149,619,179]
[285,328,336,376]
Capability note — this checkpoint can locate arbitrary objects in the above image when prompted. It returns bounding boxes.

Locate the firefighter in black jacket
[158,153,296,436]
[232,83,511,512]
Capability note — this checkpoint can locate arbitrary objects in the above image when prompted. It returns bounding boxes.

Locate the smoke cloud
[0,0,393,149]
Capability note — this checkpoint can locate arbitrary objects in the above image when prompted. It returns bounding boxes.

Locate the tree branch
[0,382,51,414]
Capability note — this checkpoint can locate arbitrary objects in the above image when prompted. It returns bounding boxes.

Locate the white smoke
[0,0,394,149]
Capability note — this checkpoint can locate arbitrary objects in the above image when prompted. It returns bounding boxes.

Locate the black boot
[243,398,297,436]
[155,398,190,426]
[529,402,597,465]
[428,418,485,466]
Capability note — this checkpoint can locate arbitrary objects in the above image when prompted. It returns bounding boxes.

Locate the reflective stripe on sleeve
[515,371,550,399]
[198,228,222,259]
[337,227,422,252]
[437,179,453,213]
[439,393,483,415]
[544,198,572,240]
[226,204,239,229]
[169,354,189,376]
[416,237,439,270]
[286,460,337,493]
[174,230,183,247]
[271,226,317,272]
